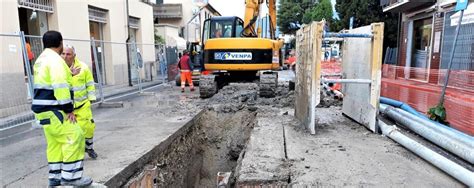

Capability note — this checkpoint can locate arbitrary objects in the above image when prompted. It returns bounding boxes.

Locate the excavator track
[199,74,218,98]
[259,73,278,98]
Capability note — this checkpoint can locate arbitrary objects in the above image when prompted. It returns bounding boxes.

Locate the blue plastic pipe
[379,97,429,120]
[379,97,471,140]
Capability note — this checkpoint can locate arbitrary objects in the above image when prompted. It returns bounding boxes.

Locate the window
[18,8,49,36]
[202,19,210,44]
[210,20,233,38]
[236,19,244,37]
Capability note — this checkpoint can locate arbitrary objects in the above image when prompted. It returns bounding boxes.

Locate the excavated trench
[122,108,258,187]
[104,82,295,187]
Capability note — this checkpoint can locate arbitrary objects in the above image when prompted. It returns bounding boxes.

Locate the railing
[381,0,435,11]
[153,4,182,18]
[380,0,402,8]
[18,0,54,13]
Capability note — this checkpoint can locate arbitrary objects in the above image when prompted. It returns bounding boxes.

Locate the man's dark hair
[42,30,63,49]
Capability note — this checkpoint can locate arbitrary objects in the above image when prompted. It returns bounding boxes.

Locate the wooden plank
[294,21,324,134]
[369,23,384,132]
[310,22,323,134]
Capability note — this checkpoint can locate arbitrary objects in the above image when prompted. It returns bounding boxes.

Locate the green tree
[334,0,399,48]
[155,29,165,44]
[277,0,316,34]
[302,0,333,24]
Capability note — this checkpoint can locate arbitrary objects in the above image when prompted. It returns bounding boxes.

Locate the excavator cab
[202,16,244,42]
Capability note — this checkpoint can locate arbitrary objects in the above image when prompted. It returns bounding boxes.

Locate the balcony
[153,4,182,19]
[381,0,435,13]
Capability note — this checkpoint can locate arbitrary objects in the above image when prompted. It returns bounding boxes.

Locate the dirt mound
[201,82,294,114]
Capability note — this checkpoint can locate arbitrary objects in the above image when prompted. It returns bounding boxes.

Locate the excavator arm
[242,0,261,37]
[268,0,277,39]
[242,0,278,39]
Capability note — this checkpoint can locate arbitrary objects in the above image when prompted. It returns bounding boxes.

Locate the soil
[125,108,257,187]
[124,71,463,187]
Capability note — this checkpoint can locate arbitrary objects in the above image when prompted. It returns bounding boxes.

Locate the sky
[210,0,339,20]
[209,0,245,18]
[209,0,338,36]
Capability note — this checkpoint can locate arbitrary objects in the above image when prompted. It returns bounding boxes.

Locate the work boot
[61,176,93,186]
[48,179,61,187]
[86,149,98,159]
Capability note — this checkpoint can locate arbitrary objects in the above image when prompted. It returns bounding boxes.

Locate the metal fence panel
[439,10,474,90]
[166,46,179,82]
[1,32,171,131]
[441,11,474,71]
[0,34,34,128]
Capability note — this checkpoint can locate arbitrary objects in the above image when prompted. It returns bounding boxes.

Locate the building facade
[381,0,474,135]
[153,0,220,46]
[1,0,155,118]
[382,0,474,87]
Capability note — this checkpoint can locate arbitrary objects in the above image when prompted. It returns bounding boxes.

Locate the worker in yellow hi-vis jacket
[32,31,93,186]
[61,45,98,159]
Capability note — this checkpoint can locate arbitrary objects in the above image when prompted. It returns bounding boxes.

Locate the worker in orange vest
[24,41,35,75]
[177,50,194,92]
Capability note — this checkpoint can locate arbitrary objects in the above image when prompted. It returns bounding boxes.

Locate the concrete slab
[1,85,201,187]
[235,108,290,186]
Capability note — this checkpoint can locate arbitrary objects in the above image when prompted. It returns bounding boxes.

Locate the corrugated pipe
[380,104,474,164]
[380,97,429,120]
[378,120,474,186]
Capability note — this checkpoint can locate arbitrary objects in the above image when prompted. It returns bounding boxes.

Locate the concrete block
[98,102,124,108]
[138,91,155,96]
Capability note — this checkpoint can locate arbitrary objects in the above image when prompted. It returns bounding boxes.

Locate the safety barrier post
[19,31,34,98]
[133,42,143,93]
[91,38,105,103]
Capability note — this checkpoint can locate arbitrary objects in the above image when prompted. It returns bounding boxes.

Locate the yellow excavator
[199,0,284,98]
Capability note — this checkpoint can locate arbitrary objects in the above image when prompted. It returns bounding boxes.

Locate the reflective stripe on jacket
[71,58,96,107]
[31,48,74,113]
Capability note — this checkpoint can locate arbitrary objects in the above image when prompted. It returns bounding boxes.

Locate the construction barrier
[0,32,175,131]
[382,65,474,135]
[340,23,384,133]
[294,21,384,134]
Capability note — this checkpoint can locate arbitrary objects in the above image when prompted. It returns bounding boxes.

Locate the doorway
[410,17,433,81]
[128,28,140,85]
[90,21,106,85]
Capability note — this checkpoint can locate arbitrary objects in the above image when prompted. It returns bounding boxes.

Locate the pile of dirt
[201,82,294,114]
